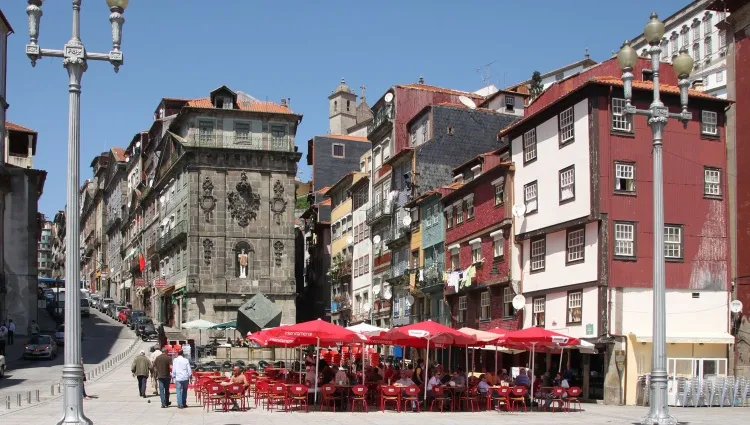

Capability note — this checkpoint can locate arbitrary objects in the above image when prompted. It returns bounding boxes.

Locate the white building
[628,0,729,98]
[510,99,599,341]
[478,89,529,117]
[505,53,598,95]
[351,150,372,325]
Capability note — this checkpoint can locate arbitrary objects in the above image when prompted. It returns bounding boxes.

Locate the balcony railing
[156,220,187,253]
[386,224,410,249]
[367,105,393,136]
[366,201,392,224]
[418,262,445,292]
[105,214,122,233]
[6,155,33,168]
[188,131,293,152]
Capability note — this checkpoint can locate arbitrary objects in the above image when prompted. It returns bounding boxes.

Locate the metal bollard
[17,393,21,406]
[27,391,31,404]
[36,390,40,402]
[51,384,55,395]
[6,396,10,409]
[57,383,61,393]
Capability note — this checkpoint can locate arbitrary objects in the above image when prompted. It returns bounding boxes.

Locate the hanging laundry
[462,265,476,288]
[419,269,424,282]
[448,272,460,291]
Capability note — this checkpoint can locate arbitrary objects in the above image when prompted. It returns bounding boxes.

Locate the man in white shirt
[8,320,15,345]
[426,370,442,396]
[170,350,192,408]
[149,346,162,395]
[395,370,415,387]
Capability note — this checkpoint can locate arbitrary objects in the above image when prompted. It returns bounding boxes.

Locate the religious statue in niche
[202,239,213,265]
[270,180,288,225]
[273,241,284,267]
[200,176,217,223]
[238,249,249,278]
[227,172,260,228]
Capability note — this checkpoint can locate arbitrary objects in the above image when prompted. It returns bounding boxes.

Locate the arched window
[234,241,255,278]
[334,101,338,113]
[346,100,351,111]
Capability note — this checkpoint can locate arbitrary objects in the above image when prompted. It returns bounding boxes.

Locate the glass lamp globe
[644,13,665,44]
[617,41,638,71]
[106,0,129,9]
[673,49,694,78]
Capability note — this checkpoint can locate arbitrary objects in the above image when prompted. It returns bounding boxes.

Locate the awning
[120,279,132,289]
[633,332,736,345]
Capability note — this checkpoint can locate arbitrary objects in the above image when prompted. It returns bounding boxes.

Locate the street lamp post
[617,13,694,425]
[25,1,128,424]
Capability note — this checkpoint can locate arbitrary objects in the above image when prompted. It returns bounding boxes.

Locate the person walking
[131,350,151,397]
[0,323,7,356]
[28,320,40,336]
[149,346,162,395]
[171,350,191,409]
[81,358,92,400]
[7,320,15,345]
[153,347,173,408]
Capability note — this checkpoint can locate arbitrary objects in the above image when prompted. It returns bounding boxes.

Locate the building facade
[501,56,731,404]
[350,166,370,325]
[102,148,126,300]
[505,53,598,94]
[628,0,729,98]
[38,219,53,278]
[51,210,66,280]
[80,154,109,294]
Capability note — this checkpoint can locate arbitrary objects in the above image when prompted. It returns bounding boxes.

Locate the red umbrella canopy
[504,327,580,348]
[263,319,366,346]
[379,320,476,347]
[247,329,296,346]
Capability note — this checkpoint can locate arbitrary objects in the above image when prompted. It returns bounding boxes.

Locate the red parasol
[504,327,580,348]
[378,320,477,346]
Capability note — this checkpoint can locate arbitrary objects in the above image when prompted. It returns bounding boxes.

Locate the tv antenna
[476,60,497,87]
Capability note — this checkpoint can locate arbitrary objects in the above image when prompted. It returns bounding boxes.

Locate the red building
[441,149,520,332]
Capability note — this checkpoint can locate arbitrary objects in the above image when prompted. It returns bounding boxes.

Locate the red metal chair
[459,386,481,412]
[203,383,226,412]
[225,384,248,411]
[267,383,288,412]
[319,384,340,412]
[548,387,567,412]
[380,385,401,412]
[350,384,369,412]
[288,384,309,412]
[489,386,511,411]
[430,386,452,412]
[509,386,528,412]
[566,386,583,412]
[402,385,421,412]
[194,378,211,403]
[254,380,270,408]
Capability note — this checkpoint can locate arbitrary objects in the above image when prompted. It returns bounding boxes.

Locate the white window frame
[615,162,635,193]
[505,95,515,110]
[373,147,382,169]
[446,208,453,229]
[450,251,460,270]
[693,43,701,62]
[480,291,491,321]
[524,181,538,214]
[559,107,575,144]
[503,286,514,318]
[530,236,546,271]
[494,182,504,206]
[465,196,475,220]
[471,241,482,264]
[664,225,683,260]
[705,36,713,59]
[332,143,345,158]
[455,203,464,225]
[567,291,582,324]
[612,98,632,132]
[559,166,575,202]
[532,297,546,327]
[704,167,721,197]
[458,295,467,323]
[701,110,718,136]
[567,228,585,263]
[523,129,537,163]
[492,231,504,259]
[234,122,251,143]
[614,222,635,258]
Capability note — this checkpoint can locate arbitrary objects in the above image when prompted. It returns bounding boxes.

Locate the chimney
[418,75,425,84]
[692,79,705,91]
[281,98,287,106]
[585,48,590,60]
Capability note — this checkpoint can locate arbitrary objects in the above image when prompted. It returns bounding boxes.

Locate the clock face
[272,199,285,211]
[201,196,215,210]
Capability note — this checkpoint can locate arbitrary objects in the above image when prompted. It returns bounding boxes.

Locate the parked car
[107,303,122,318]
[100,298,115,313]
[80,298,91,317]
[89,294,101,309]
[127,310,146,329]
[117,308,130,323]
[135,318,157,340]
[23,335,58,360]
[54,324,84,346]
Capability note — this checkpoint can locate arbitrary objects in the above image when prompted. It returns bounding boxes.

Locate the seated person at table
[499,368,510,384]
[533,374,548,400]
[335,366,348,385]
[485,371,497,386]
[477,374,491,395]
[395,370,415,387]
[366,367,382,383]
[450,369,467,387]
[427,370,442,397]
[514,369,531,387]
[440,370,453,385]
[230,366,248,386]
[553,372,570,390]
[304,365,316,386]
[320,364,335,385]
[383,362,396,383]
[413,360,425,388]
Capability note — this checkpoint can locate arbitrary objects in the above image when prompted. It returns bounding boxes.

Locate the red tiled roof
[322,134,370,142]
[397,83,484,101]
[316,186,331,195]
[591,77,720,100]
[6,121,36,133]
[185,98,296,115]
[111,147,126,162]
[319,199,332,206]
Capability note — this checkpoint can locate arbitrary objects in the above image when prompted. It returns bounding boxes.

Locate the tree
[530,70,544,99]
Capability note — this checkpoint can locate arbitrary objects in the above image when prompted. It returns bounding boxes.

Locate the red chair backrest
[290,385,308,396]
[227,384,243,394]
[552,387,566,397]
[207,384,223,395]
[271,384,286,395]
[382,385,398,396]
[352,384,368,396]
[568,386,582,397]
[498,386,510,396]
[404,385,420,397]
[255,381,269,392]
[431,385,444,396]
[321,384,336,396]
[511,387,527,397]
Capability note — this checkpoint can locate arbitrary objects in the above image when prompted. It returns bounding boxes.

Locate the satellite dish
[383,288,392,300]
[363,303,371,312]
[512,204,527,218]
[512,295,526,310]
[135,141,141,148]
[406,294,415,306]
[459,95,477,110]
[511,280,520,295]
[125,156,130,163]
[159,195,166,204]
[346,236,354,245]
[730,300,743,314]
[384,92,394,103]
[372,284,381,296]
[372,235,381,244]
[402,215,412,227]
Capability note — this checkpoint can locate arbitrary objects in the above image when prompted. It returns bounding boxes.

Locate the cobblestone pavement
[3,347,749,425]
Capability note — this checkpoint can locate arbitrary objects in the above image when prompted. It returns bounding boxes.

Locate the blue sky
[4,0,688,218]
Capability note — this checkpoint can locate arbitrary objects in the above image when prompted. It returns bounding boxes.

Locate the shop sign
[135,278,146,287]
[154,279,167,289]
[585,323,594,336]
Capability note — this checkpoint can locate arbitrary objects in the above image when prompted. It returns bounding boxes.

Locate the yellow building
[328,172,367,326]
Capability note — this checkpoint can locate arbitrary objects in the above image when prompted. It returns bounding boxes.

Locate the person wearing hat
[152,346,173,408]
[131,350,151,397]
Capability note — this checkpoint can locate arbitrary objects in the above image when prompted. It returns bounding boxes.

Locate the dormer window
[505,96,515,111]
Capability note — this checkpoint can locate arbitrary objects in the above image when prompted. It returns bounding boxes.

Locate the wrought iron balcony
[366,201,391,225]
[410,313,451,326]
[188,131,292,152]
[105,214,122,233]
[156,220,187,253]
[367,105,394,138]
[129,256,140,273]
[417,262,445,293]
[386,224,410,249]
